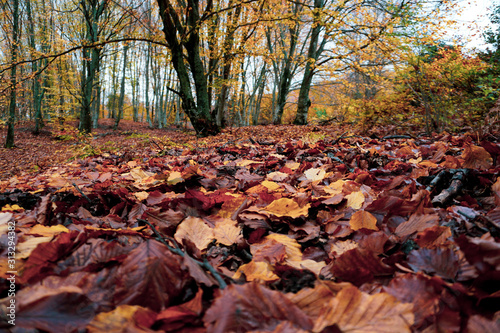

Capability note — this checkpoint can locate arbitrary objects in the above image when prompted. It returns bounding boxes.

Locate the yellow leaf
[29,224,69,237]
[285,161,301,170]
[260,234,303,261]
[133,191,149,201]
[345,191,365,209]
[330,240,359,258]
[237,159,264,167]
[87,305,155,333]
[233,261,279,282]
[304,168,326,182]
[262,198,310,218]
[324,180,345,195]
[218,195,246,219]
[17,236,54,259]
[349,211,378,231]
[2,204,23,212]
[287,259,326,276]
[167,171,184,185]
[174,216,214,251]
[214,219,242,246]
[261,180,281,191]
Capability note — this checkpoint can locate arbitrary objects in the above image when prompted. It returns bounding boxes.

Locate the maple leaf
[203,282,313,332]
[313,286,414,332]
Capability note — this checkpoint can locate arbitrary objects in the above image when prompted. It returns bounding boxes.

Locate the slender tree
[5,0,19,148]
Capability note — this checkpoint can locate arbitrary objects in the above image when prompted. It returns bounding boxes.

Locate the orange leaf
[87,305,156,333]
[233,261,279,282]
[461,145,493,169]
[349,210,378,231]
[262,198,310,218]
[313,286,414,332]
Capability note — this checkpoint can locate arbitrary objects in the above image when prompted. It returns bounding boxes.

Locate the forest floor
[0,119,500,332]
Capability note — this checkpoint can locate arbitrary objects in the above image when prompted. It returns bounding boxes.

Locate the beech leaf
[349,210,378,231]
[174,216,215,251]
[313,286,414,332]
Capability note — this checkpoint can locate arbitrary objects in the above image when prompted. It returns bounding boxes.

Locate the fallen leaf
[262,198,310,218]
[313,286,414,332]
[233,260,279,282]
[349,210,378,231]
[345,191,365,209]
[213,219,242,246]
[28,224,69,237]
[114,240,194,312]
[203,282,313,332]
[304,168,326,182]
[174,216,215,251]
[87,305,156,333]
[462,145,493,169]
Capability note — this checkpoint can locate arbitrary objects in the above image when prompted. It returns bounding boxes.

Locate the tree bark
[294,0,324,125]
[156,0,219,137]
[5,0,19,148]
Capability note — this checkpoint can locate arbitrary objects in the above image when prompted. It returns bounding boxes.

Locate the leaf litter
[0,122,499,332]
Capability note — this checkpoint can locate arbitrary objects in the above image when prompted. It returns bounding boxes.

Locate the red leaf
[113,240,194,311]
[203,282,313,332]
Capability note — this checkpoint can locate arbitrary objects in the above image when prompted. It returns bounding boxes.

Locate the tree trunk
[5,0,19,148]
[157,0,219,137]
[114,42,129,130]
[27,0,44,134]
[294,0,324,125]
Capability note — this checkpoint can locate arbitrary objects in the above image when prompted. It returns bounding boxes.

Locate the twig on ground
[72,182,91,203]
[138,218,229,289]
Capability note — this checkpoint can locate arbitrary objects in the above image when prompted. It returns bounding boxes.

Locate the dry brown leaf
[462,145,493,169]
[262,198,310,218]
[313,286,414,332]
[213,219,242,246]
[395,214,440,238]
[349,210,378,231]
[233,260,279,282]
[329,239,359,258]
[174,216,215,251]
[304,168,326,182]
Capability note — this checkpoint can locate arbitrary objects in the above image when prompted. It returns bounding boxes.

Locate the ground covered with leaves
[1,121,500,332]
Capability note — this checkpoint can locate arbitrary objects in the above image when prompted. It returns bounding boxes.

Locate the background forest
[1,0,499,145]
